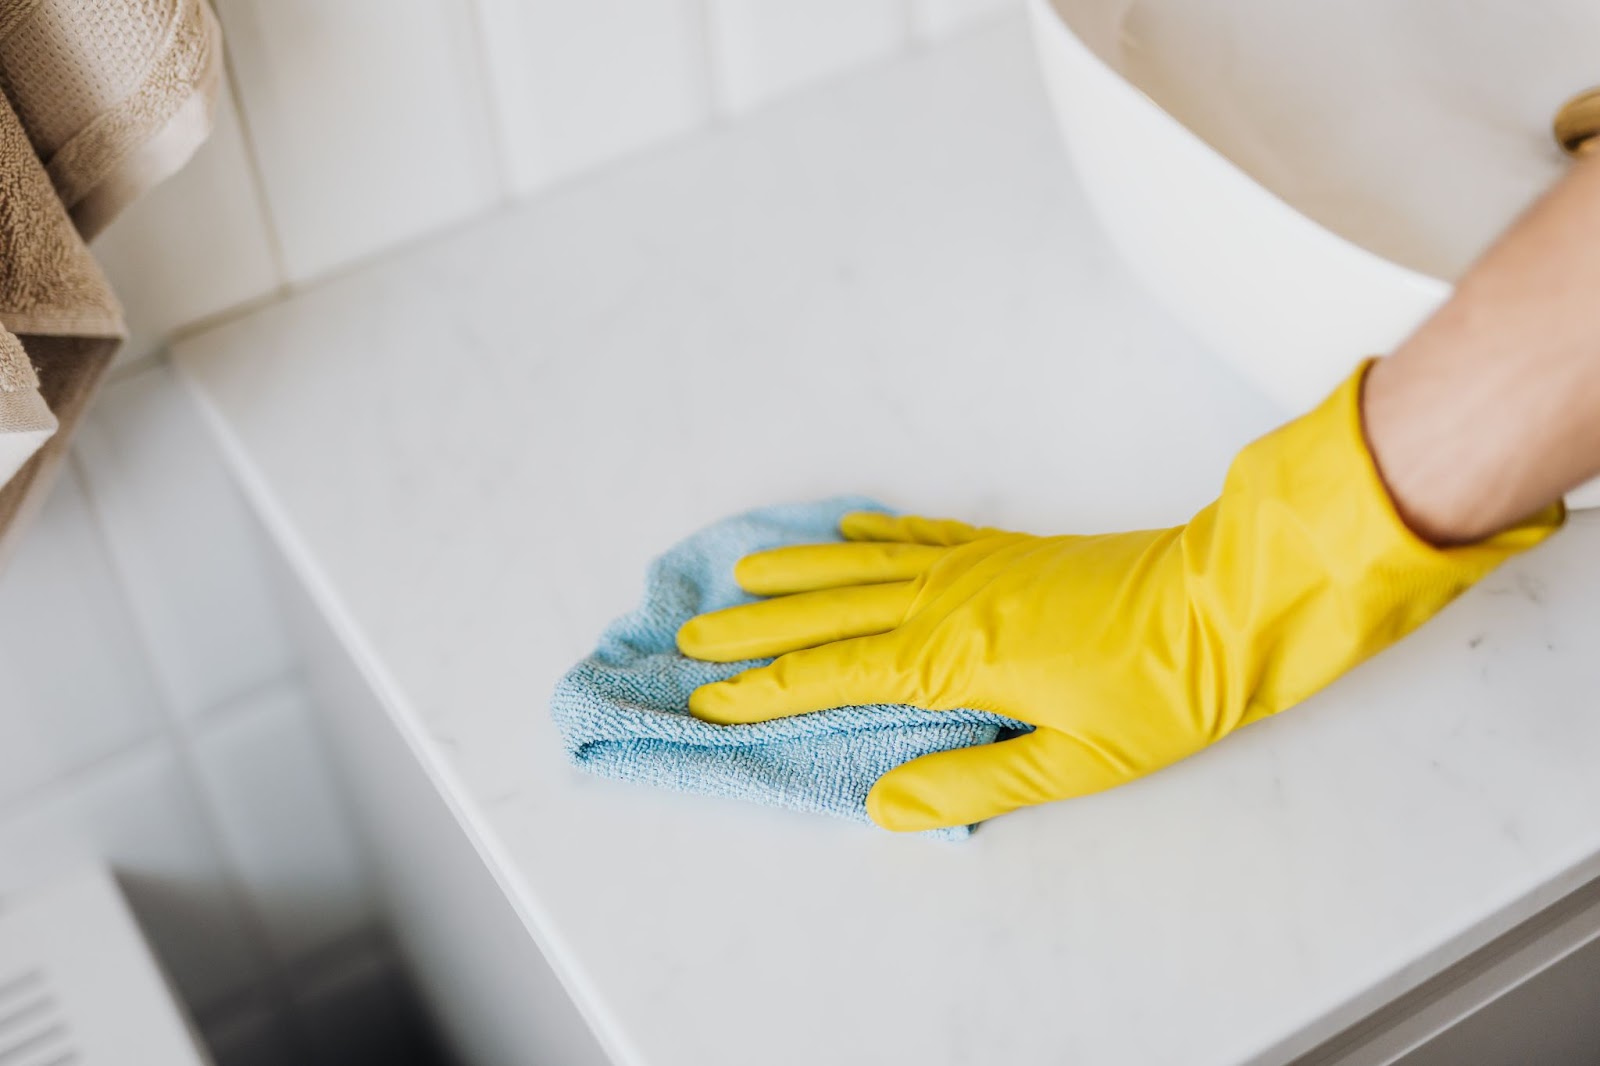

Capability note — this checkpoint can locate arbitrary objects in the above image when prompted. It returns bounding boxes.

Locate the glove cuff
[1205,359,1563,718]
[1294,359,1563,579]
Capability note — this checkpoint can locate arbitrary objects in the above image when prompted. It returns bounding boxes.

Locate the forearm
[1364,152,1600,544]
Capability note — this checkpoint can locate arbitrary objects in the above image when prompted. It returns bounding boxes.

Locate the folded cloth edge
[551,496,1027,840]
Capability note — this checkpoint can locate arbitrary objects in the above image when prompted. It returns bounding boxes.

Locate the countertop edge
[169,357,646,1066]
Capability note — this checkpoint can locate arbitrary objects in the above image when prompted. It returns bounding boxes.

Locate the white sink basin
[1027,0,1600,507]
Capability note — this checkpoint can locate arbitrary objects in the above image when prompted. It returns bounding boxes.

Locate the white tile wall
[74,364,296,721]
[475,0,710,195]
[191,680,372,965]
[911,0,1017,40]
[0,471,166,808]
[706,0,909,115]
[95,0,1020,357]
[210,0,503,283]
[90,82,283,365]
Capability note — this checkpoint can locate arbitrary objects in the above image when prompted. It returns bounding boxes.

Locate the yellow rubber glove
[676,363,1564,832]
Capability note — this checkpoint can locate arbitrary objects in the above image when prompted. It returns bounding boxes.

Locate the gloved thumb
[866,728,1131,832]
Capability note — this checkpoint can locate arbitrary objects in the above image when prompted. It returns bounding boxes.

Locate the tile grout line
[902,0,925,49]
[207,24,293,307]
[0,661,308,827]
[171,664,303,736]
[230,655,389,954]
[0,730,166,826]
[280,924,394,998]
[259,664,391,961]
[458,0,517,206]
[64,454,320,1061]
[691,0,728,124]
[152,4,965,360]
[193,922,391,1034]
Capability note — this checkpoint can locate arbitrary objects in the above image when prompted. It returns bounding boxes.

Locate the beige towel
[0,0,221,539]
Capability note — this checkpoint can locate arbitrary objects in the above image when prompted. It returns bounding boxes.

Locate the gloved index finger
[839,511,1002,547]
[734,541,944,595]
[866,729,1128,832]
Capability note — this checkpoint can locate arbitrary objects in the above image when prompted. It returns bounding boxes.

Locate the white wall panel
[0,471,165,808]
[74,364,296,721]
[476,0,709,194]
[91,82,282,364]
[211,0,503,281]
[912,0,1019,40]
[706,0,907,115]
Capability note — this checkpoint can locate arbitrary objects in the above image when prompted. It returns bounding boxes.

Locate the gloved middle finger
[676,581,917,663]
[733,541,945,595]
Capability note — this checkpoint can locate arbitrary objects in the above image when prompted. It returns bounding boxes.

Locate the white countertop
[173,19,1600,1066]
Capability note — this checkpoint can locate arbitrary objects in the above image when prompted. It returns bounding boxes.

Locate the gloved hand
[676,364,1563,832]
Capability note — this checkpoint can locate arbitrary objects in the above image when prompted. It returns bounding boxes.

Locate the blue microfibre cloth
[551,497,1024,840]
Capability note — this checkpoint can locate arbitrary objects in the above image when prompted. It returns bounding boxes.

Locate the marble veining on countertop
[173,18,1600,1066]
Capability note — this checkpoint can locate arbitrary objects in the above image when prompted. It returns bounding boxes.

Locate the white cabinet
[1299,879,1600,1065]
[278,568,609,1066]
